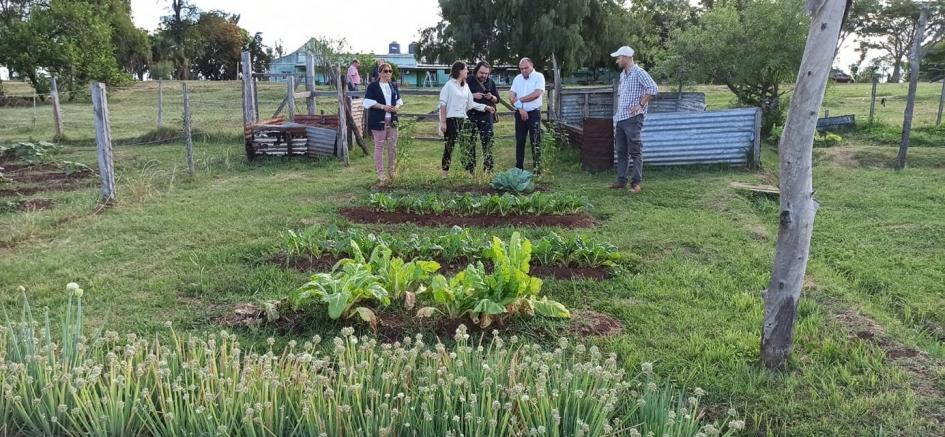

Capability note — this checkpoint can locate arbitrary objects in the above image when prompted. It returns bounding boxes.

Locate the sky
[129,0,443,56]
[1,0,862,80]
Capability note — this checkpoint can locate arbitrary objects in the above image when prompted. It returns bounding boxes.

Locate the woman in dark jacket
[363,62,403,184]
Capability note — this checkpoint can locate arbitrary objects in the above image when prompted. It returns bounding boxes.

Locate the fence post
[868,76,877,124]
[157,80,164,130]
[287,76,296,122]
[31,94,36,131]
[91,82,116,202]
[241,51,256,126]
[306,52,316,115]
[937,79,944,126]
[51,76,64,139]
[182,83,194,174]
[336,64,349,165]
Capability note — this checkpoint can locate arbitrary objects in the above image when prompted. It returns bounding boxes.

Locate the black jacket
[364,81,401,131]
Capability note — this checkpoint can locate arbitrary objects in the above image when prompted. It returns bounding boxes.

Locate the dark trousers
[347,82,359,92]
[615,115,644,184]
[468,112,495,172]
[515,109,542,172]
[441,117,469,171]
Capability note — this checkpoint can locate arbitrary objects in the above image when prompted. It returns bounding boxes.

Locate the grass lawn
[1,80,943,435]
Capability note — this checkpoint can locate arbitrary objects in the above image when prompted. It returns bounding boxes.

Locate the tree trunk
[895,3,929,171]
[889,57,903,83]
[760,0,844,370]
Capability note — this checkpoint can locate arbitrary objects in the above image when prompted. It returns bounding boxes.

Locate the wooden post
[91,82,116,202]
[895,1,928,171]
[241,51,256,126]
[253,76,260,121]
[182,83,194,174]
[286,76,296,122]
[157,80,164,130]
[936,78,944,126]
[760,0,844,370]
[306,52,316,115]
[868,76,877,124]
[31,94,36,131]
[553,55,563,121]
[50,76,64,139]
[336,64,349,164]
[752,107,762,169]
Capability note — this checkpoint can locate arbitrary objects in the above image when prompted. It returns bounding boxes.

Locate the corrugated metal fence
[558,88,706,126]
[623,108,762,166]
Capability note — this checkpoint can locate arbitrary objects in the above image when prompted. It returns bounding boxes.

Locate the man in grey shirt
[610,46,658,193]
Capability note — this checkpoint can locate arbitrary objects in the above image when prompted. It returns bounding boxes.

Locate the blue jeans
[615,115,644,184]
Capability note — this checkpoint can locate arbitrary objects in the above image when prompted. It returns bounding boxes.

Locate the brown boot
[630,182,642,193]
[609,182,626,189]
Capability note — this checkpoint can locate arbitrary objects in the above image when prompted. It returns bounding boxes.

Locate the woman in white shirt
[438,61,496,177]
[363,62,404,184]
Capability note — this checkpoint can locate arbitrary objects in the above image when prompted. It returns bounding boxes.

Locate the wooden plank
[730,182,779,196]
[50,76,64,139]
[91,82,116,202]
[242,51,256,126]
[183,83,194,174]
[294,91,313,100]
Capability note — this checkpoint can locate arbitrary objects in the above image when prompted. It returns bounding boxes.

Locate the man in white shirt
[508,58,545,172]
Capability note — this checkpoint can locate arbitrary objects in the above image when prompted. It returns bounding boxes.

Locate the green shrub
[813,131,843,148]
[0,142,62,164]
[60,161,93,176]
[490,168,535,193]
[0,286,746,436]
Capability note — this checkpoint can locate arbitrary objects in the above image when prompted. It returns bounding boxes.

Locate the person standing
[438,61,496,177]
[363,62,404,185]
[508,58,545,173]
[467,61,499,173]
[610,46,658,192]
[346,59,362,92]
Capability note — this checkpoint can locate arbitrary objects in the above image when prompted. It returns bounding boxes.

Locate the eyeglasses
[381,70,392,73]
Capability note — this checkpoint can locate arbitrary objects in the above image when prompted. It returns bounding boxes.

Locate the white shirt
[510,72,545,112]
[363,82,404,120]
[438,80,486,118]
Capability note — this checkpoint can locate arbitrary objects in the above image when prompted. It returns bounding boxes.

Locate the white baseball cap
[610,46,635,58]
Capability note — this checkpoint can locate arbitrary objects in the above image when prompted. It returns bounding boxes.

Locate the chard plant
[0,285,747,436]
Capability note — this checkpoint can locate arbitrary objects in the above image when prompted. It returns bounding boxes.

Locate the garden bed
[340,207,595,228]
[269,253,611,280]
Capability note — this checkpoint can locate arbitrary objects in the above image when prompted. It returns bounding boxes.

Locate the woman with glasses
[438,61,496,178]
[363,62,403,185]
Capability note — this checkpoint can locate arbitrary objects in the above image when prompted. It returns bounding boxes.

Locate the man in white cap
[610,46,657,192]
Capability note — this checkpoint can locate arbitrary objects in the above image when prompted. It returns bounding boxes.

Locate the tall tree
[0,0,128,94]
[417,0,606,73]
[102,0,151,80]
[188,11,246,80]
[660,0,809,133]
[859,0,944,83]
[761,0,846,370]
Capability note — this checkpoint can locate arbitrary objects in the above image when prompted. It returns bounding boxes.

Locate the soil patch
[831,305,944,426]
[269,253,611,280]
[569,310,623,337]
[0,179,92,197]
[18,198,52,212]
[10,170,91,184]
[340,207,595,228]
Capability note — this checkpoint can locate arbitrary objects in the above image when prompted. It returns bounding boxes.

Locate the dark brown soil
[0,179,93,197]
[269,253,611,280]
[340,207,595,228]
[18,198,52,211]
[569,310,623,337]
[831,305,945,427]
[10,170,90,184]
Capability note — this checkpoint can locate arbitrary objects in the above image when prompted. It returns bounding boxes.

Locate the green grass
[1,80,944,435]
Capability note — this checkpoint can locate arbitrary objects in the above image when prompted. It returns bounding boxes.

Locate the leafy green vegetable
[367,192,588,216]
[490,168,535,193]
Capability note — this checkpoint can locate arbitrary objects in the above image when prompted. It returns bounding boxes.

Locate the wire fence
[0,79,943,148]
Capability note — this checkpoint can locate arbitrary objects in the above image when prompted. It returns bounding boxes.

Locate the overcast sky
[1,1,862,80]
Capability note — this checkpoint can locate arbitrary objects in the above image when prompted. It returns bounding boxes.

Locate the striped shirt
[614,64,658,122]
